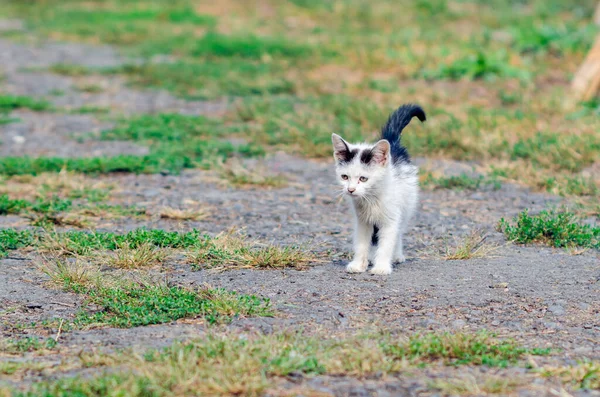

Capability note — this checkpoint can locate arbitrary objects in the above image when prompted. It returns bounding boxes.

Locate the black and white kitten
[332,104,426,275]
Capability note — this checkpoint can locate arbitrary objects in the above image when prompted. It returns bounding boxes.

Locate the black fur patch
[337,148,358,164]
[360,149,373,164]
[371,225,379,246]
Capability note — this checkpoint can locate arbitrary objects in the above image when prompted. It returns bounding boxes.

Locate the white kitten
[332,104,425,275]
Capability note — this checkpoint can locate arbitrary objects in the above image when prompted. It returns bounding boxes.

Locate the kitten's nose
[347,187,356,193]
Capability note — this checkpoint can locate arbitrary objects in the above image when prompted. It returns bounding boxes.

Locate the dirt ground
[0,26,599,396]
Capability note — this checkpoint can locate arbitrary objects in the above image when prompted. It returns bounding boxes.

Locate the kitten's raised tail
[381,104,426,163]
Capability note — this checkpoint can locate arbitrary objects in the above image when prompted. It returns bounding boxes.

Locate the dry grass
[158,206,208,221]
[0,170,113,201]
[429,373,528,395]
[99,243,170,269]
[17,331,551,396]
[442,231,501,260]
[217,158,287,189]
[39,256,102,289]
[421,230,501,261]
[186,230,317,270]
[541,361,600,390]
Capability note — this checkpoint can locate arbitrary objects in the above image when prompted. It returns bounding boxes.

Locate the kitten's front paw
[393,254,406,263]
[370,263,392,275]
[346,260,368,273]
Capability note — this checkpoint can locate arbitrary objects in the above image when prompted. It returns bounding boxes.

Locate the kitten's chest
[353,198,391,224]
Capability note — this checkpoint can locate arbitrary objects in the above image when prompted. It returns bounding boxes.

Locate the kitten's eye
[341,174,349,180]
[359,176,368,182]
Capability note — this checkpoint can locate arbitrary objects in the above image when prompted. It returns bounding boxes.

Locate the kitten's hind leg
[393,234,406,263]
[346,220,371,273]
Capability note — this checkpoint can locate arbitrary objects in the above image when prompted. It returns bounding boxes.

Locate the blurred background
[0,0,598,212]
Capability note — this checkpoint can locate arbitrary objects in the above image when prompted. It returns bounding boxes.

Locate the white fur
[332,134,418,275]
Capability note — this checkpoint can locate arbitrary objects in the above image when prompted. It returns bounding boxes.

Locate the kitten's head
[331,133,390,198]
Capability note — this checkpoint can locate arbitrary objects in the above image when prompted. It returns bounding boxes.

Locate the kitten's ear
[331,133,350,162]
[371,139,390,166]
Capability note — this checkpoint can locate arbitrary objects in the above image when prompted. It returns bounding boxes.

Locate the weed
[498,210,600,249]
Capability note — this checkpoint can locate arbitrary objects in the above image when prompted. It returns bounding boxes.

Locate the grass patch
[74,284,272,328]
[106,60,296,99]
[541,361,600,390]
[187,231,315,270]
[0,336,57,354]
[0,227,316,270]
[41,258,273,328]
[498,210,600,249]
[0,94,52,113]
[0,113,264,176]
[14,331,549,396]
[158,206,207,221]
[430,374,526,395]
[100,243,169,269]
[439,231,500,260]
[218,159,287,189]
[418,52,530,81]
[192,32,316,60]
[422,172,501,191]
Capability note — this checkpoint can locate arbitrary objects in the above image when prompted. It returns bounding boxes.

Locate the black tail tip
[399,103,426,123]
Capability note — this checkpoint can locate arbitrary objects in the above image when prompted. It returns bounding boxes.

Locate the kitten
[331,104,426,275]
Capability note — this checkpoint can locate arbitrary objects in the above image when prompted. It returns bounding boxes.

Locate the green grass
[0,94,52,112]
[1,336,57,353]
[42,228,207,255]
[0,94,52,125]
[0,0,598,202]
[422,173,501,191]
[105,60,296,99]
[499,210,600,249]
[0,228,34,256]
[192,32,316,60]
[383,332,550,368]
[41,256,273,328]
[0,193,142,227]
[12,331,550,396]
[0,227,316,271]
[0,114,264,176]
[419,51,531,82]
[71,284,272,328]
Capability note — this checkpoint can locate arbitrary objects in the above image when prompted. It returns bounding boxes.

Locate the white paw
[393,255,406,263]
[346,260,367,273]
[370,264,392,275]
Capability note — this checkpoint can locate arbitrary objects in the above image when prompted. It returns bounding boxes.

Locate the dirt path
[0,28,599,396]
